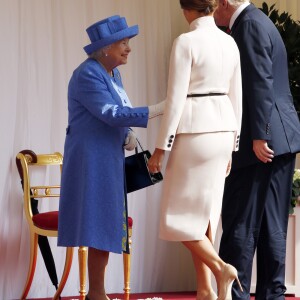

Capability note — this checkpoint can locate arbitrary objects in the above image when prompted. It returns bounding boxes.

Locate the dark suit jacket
[230,4,300,170]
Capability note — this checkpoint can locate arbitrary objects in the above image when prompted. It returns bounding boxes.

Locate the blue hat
[83,15,139,54]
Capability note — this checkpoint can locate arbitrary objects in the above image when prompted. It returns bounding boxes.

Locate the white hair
[227,0,249,7]
[88,45,111,59]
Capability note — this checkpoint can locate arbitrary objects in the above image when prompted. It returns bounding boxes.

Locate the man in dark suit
[214,1,300,299]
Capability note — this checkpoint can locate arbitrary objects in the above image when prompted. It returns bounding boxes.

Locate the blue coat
[230,4,300,170]
[58,58,148,253]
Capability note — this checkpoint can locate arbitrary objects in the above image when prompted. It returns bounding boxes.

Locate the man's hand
[253,139,274,163]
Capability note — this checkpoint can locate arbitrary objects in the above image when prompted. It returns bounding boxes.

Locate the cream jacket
[156,16,242,151]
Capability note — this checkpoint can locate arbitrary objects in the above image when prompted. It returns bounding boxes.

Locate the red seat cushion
[128,216,133,228]
[32,211,58,231]
[32,211,133,231]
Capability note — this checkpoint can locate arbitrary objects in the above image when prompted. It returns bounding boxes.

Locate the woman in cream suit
[148,0,243,299]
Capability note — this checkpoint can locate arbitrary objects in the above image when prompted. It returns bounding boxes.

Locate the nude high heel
[217,264,243,300]
[203,291,218,300]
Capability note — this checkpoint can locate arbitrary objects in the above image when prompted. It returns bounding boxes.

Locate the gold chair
[16,150,73,300]
[16,150,133,300]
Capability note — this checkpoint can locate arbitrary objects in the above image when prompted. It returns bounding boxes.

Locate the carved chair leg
[123,226,132,300]
[78,246,88,299]
[21,232,38,300]
[123,252,131,300]
[52,247,74,300]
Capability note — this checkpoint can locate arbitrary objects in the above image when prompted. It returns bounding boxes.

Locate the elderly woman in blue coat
[57,15,164,300]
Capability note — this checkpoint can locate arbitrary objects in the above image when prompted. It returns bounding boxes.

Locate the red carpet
[26,291,300,300]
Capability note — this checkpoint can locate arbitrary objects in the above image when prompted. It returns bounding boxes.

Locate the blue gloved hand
[124,129,137,151]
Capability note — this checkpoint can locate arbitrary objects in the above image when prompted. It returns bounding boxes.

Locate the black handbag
[125,139,163,193]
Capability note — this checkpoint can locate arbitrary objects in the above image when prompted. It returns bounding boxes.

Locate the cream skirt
[159,131,234,242]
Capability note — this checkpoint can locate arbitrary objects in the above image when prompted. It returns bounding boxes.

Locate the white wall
[0,1,197,299]
[0,1,299,299]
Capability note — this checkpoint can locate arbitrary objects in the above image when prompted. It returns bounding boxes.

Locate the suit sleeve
[155,35,192,150]
[235,20,274,140]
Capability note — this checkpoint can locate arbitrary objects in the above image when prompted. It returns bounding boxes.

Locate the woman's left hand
[148,148,165,174]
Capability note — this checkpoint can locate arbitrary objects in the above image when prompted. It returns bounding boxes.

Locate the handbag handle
[134,138,145,154]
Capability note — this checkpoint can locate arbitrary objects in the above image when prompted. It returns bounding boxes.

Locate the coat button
[167,144,171,147]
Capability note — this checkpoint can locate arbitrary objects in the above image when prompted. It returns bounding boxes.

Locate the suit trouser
[219,153,296,300]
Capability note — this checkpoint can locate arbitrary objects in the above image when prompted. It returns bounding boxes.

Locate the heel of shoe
[226,264,243,292]
[203,291,218,300]
[230,265,243,294]
[217,264,243,300]
[224,280,234,300]
[235,276,243,292]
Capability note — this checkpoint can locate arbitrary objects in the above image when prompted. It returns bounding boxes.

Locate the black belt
[187,93,226,97]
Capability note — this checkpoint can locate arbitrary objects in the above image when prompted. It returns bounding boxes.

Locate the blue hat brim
[83,25,139,54]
